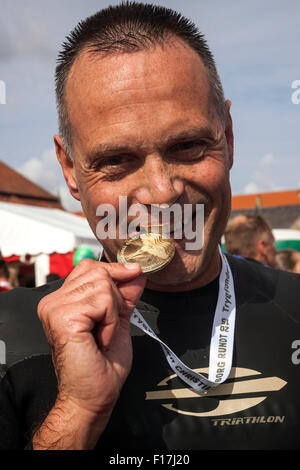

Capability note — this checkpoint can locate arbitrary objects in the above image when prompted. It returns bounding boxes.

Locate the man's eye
[169,141,207,160]
[107,155,128,166]
[91,154,139,180]
[94,155,130,170]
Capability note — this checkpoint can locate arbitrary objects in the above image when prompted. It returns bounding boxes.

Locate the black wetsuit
[0,254,299,450]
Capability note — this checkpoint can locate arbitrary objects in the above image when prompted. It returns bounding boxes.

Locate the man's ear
[224,99,234,169]
[256,239,267,262]
[54,134,80,201]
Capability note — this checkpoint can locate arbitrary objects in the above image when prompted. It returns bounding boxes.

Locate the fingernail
[124,263,140,270]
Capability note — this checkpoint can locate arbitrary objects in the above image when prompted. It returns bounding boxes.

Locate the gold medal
[117,232,175,273]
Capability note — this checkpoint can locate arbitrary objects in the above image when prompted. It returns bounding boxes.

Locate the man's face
[261,231,276,268]
[292,252,300,274]
[56,39,233,287]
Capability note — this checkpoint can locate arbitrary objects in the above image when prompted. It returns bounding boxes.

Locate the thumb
[118,274,147,313]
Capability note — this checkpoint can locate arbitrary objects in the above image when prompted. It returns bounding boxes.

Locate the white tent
[0,202,101,257]
[272,228,300,252]
[272,228,300,241]
[0,202,102,285]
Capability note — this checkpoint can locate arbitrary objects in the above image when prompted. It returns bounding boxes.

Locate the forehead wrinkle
[96,96,169,115]
[92,89,209,129]
[112,84,168,94]
[107,65,205,101]
[100,73,201,112]
[67,40,210,109]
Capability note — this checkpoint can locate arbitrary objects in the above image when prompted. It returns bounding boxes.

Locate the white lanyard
[130,248,236,393]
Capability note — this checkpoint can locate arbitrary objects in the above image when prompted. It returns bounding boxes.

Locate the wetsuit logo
[146,367,286,417]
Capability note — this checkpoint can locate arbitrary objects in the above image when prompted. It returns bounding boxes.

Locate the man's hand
[32,259,145,450]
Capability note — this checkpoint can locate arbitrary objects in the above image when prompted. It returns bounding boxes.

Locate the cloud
[18,148,82,212]
[260,153,276,168]
[243,153,284,194]
[0,17,54,62]
[58,185,83,213]
[18,149,60,192]
[0,20,15,61]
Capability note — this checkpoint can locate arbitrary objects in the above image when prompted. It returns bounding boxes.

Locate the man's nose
[133,154,184,206]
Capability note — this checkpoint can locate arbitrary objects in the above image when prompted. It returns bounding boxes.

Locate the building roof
[230,189,300,229]
[230,205,300,229]
[0,161,63,209]
[232,189,300,210]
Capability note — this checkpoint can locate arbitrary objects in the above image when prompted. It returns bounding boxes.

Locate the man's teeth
[134,213,195,236]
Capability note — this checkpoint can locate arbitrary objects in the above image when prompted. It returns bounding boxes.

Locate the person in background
[46,273,61,283]
[224,214,276,267]
[275,248,300,274]
[0,259,13,293]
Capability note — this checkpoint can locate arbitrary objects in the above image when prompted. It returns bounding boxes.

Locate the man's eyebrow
[85,126,214,163]
[86,144,135,163]
[162,126,214,147]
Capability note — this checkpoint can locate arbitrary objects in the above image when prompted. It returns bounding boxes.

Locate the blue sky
[0,0,299,210]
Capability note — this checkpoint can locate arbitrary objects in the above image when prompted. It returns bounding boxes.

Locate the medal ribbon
[130,248,236,393]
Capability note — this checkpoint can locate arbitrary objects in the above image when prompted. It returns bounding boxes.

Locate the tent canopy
[272,228,300,241]
[273,228,300,251]
[0,202,101,257]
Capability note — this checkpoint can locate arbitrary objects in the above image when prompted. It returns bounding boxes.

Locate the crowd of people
[0,258,62,293]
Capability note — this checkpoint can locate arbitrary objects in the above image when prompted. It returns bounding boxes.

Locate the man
[275,248,300,274]
[224,214,276,267]
[0,3,299,451]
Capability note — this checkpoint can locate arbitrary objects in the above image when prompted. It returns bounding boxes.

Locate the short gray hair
[55,1,226,159]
